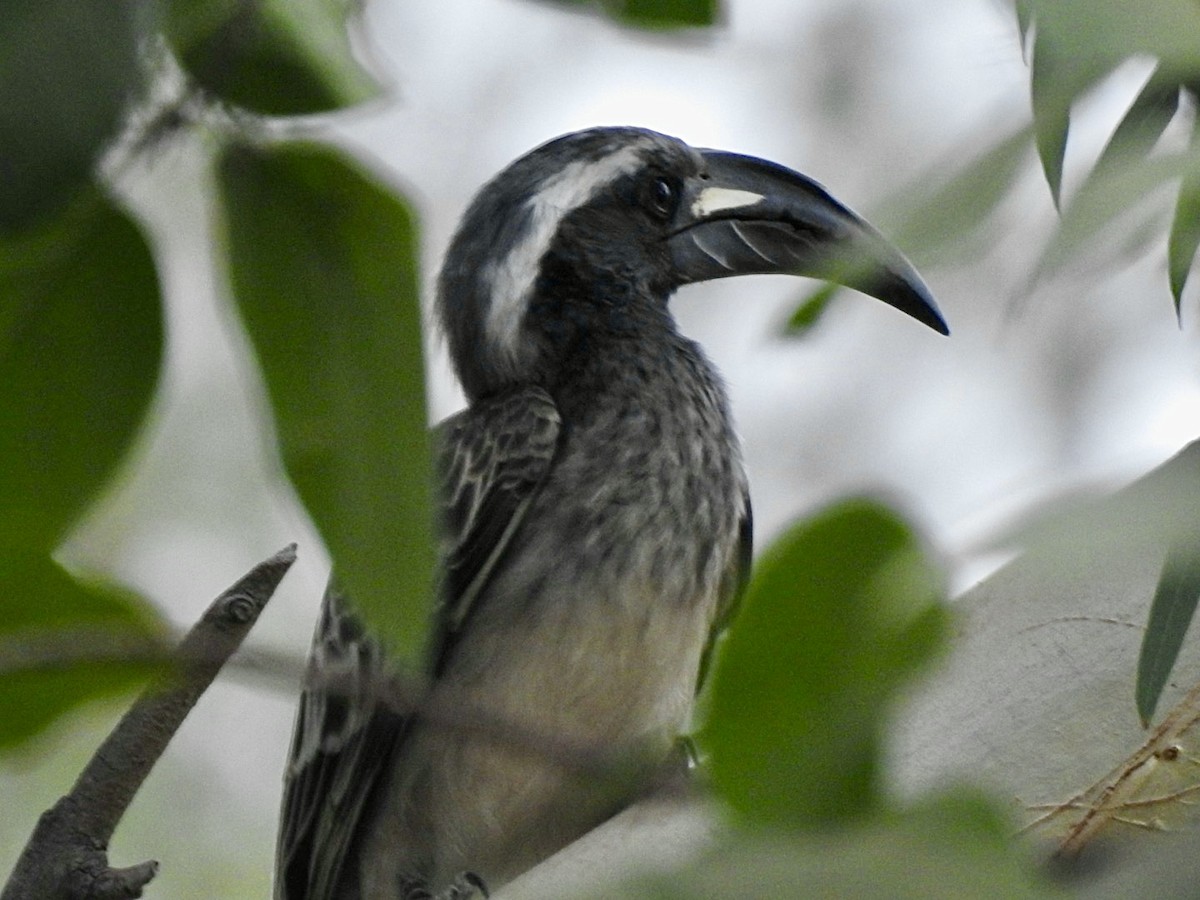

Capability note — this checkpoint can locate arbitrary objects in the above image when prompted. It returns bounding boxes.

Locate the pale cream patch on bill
[690,186,764,218]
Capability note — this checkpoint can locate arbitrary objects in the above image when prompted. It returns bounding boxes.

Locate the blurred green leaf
[550,0,718,29]
[0,550,168,751]
[617,0,717,27]
[1090,67,1181,181]
[626,789,1054,899]
[1028,28,1113,210]
[1024,0,1200,72]
[1061,67,1184,293]
[1037,151,1190,280]
[164,0,378,116]
[1015,0,1033,48]
[1168,111,1200,315]
[886,125,1032,262]
[0,191,163,552]
[785,284,836,336]
[217,140,434,663]
[1136,541,1200,727]
[0,0,146,230]
[704,499,948,830]
[1020,0,1200,265]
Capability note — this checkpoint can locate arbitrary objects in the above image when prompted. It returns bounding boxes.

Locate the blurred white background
[4,0,1199,895]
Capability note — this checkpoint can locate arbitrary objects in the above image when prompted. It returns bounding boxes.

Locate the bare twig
[2,544,297,900]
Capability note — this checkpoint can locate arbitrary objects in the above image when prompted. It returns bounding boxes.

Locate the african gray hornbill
[275,126,947,900]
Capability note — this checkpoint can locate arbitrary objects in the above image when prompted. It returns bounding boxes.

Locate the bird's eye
[645,176,677,219]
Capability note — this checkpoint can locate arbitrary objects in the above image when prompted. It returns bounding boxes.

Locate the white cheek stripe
[484,145,645,370]
[691,187,764,218]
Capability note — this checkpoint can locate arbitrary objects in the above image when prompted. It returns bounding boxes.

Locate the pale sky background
[5,0,1200,896]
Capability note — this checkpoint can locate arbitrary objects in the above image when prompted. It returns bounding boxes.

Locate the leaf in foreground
[549,0,718,28]
[163,0,378,116]
[217,140,434,663]
[785,284,836,337]
[1136,540,1200,727]
[0,190,163,552]
[0,551,168,751]
[1168,112,1200,316]
[704,499,949,829]
[0,0,144,229]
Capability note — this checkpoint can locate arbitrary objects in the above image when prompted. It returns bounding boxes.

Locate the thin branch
[2,544,297,900]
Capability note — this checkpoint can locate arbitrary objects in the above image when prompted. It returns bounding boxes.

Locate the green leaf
[1019,0,1200,278]
[164,0,378,116]
[1015,0,1034,48]
[0,191,164,552]
[1090,67,1181,181]
[785,284,836,336]
[1023,0,1200,72]
[0,0,146,230]
[0,550,168,751]
[1029,29,1069,210]
[1037,150,1191,280]
[549,0,718,28]
[617,0,717,27]
[704,499,948,830]
[1168,113,1200,317]
[217,141,434,663]
[1136,541,1200,727]
[1024,4,1144,210]
[886,126,1032,261]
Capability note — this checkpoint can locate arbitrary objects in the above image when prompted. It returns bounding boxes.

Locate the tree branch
[2,544,297,900]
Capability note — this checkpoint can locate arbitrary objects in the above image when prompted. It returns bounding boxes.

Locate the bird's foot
[400,872,489,900]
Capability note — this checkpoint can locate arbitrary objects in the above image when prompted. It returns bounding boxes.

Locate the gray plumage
[276,127,945,900]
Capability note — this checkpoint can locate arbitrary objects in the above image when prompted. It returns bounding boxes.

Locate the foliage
[705,501,948,828]
[0,183,170,743]
[1019,0,1200,311]
[1016,0,1200,729]
[0,552,167,751]
[217,141,434,661]
[549,0,718,29]
[0,0,144,230]
[0,0,433,738]
[1137,541,1200,726]
[2,0,1200,895]
[162,0,378,115]
[0,192,162,551]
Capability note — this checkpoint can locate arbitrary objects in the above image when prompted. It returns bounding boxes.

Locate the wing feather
[430,386,561,672]
[275,584,405,899]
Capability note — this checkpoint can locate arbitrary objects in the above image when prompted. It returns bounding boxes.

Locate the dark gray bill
[668,150,948,335]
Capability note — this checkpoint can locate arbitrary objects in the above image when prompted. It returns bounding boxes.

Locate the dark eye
[645,176,676,219]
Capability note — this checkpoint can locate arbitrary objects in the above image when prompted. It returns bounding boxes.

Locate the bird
[275,126,947,900]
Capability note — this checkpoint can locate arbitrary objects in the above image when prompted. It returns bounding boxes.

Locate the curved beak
[668,150,948,335]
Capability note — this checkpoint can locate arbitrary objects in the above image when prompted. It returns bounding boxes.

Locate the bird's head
[437,126,947,400]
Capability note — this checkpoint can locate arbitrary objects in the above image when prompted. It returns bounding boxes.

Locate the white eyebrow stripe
[691,187,764,218]
[484,145,646,370]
